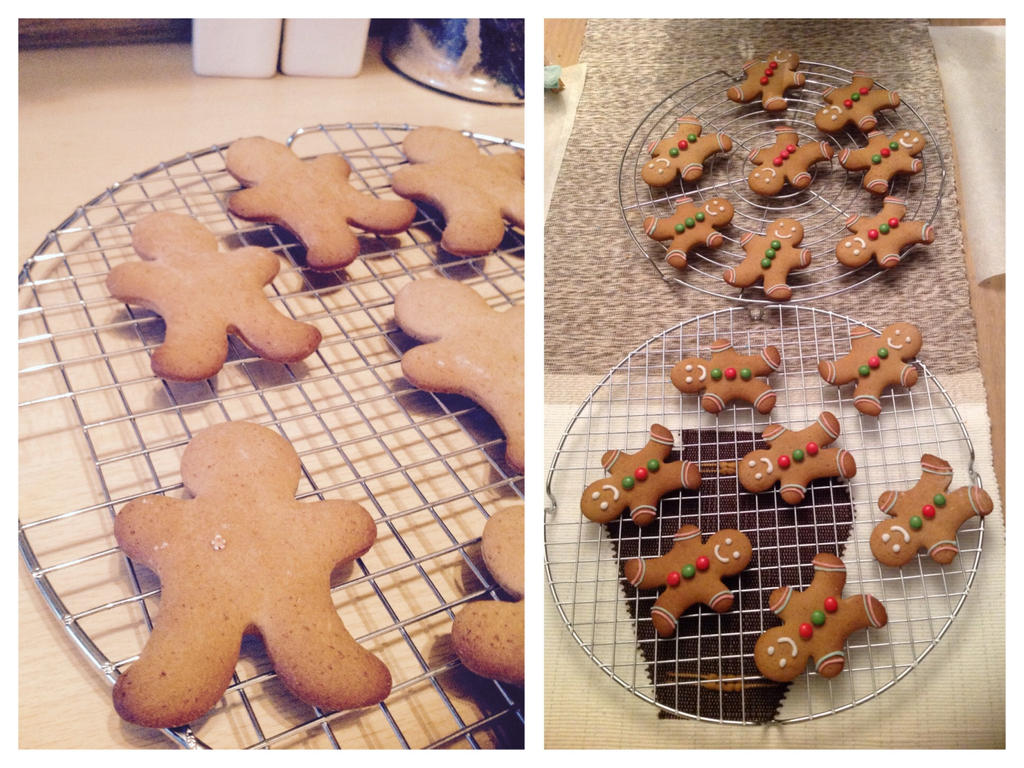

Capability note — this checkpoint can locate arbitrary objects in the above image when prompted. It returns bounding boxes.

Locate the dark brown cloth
[606,429,853,723]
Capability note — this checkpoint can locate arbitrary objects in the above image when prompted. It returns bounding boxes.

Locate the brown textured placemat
[605,428,854,722]
[544,18,978,378]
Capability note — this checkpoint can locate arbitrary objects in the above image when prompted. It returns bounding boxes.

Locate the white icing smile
[772,224,797,239]
[682,363,707,384]
[898,132,919,148]
[767,636,799,667]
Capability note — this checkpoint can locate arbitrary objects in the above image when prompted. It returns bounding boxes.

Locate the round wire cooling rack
[18,123,525,749]
[618,61,946,304]
[544,306,988,724]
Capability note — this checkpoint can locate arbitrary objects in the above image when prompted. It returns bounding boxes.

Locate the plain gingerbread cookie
[106,212,322,382]
[391,126,524,256]
[225,136,417,271]
[870,454,993,567]
[451,505,524,684]
[754,553,887,682]
[111,421,391,728]
[394,278,524,473]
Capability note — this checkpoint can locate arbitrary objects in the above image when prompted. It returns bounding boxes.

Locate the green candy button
[682,564,696,579]
[770,240,782,250]
[859,364,871,376]
[910,515,923,530]
[934,493,947,507]
[792,449,805,462]
[710,368,723,380]
[647,458,660,472]
[669,147,679,157]
[740,368,752,380]
[685,217,696,228]
[622,476,635,490]
[877,348,889,359]
[675,223,685,233]
[695,211,706,222]
[811,610,826,626]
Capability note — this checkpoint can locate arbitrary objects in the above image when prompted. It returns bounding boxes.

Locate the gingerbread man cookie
[836,196,935,270]
[391,126,524,256]
[111,421,391,728]
[725,218,813,301]
[452,506,524,684]
[106,212,322,382]
[817,322,922,416]
[754,553,887,682]
[737,412,857,505]
[814,72,900,134]
[641,116,733,187]
[747,127,834,196]
[870,455,993,567]
[839,130,926,194]
[580,424,702,527]
[225,136,417,272]
[670,339,781,414]
[642,197,734,271]
[624,526,752,637]
[727,50,806,112]
[394,278,524,472]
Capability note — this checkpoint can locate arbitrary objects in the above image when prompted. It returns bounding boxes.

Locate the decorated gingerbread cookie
[452,506,524,684]
[106,212,322,382]
[754,553,887,682]
[670,339,781,413]
[818,322,922,416]
[642,197,734,271]
[747,127,834,196]
[737,412,856,505]
[814,72,900,134]
[580,424,702,527]
[725,218,812,301]
[391,126,524,256]
[394,278,524,472]
[624,526,752,637]
[111,421,391,728]
[870,455,993,567]
[641,116,733,187]
[836,196,935,270]
[839,130,926,195]
[727,50,806,112]
[225,136,417,271]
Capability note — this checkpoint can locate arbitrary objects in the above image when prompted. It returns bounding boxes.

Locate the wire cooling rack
[544,306,987,724]
[18,123,524,749]
[618,61,946,303]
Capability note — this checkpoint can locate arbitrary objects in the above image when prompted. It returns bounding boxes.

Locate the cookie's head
[754,622,811,682]
[180,421,301,498]
[767,218,804,245]
[702,197,734,226]
[702,529,752,576]
[892,129,925,154]
[879,323,922,359]
[225,136,298,184]
[131,211,218,263]
[580,477,630,524]
[769,50,801,69]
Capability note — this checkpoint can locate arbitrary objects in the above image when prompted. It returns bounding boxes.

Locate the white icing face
[714,544,730,563]
[704,199,729,217]
[898,131,920,148]
[766,636,799,668]
[843,236,866,256]
[772,221,799,240]
[647,158,670,174]
[887,329,906,349]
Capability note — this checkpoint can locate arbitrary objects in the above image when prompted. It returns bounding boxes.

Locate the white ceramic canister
[279,19,371,77]
[192,19,283,78]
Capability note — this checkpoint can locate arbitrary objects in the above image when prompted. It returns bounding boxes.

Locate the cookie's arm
[227,184,286,221]
[106,261,174,305]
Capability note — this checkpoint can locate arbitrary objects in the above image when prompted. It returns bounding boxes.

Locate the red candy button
[868,229,880,240]
[805,442,819,456]
[824,596,839,613]
[881,148,891,158]
[667,571,681,586]
[778,455,791,469]
[634,467,648,482]
[922,504,936,519]
[696,556,710,571]
[786,144,796,153]
[724,367,737,380]
[799,622,814,640]
[678,139,688,150]
[888,217,900,228]
[859,86,870,95]
[844,99,854,108]
[760,76,770,85]
[773,156,784,166]
[868,356,881,368]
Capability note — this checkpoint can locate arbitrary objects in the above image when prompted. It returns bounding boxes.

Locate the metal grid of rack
[618,61,946,303]
[544,306,987,723]
[18,123,525,749]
